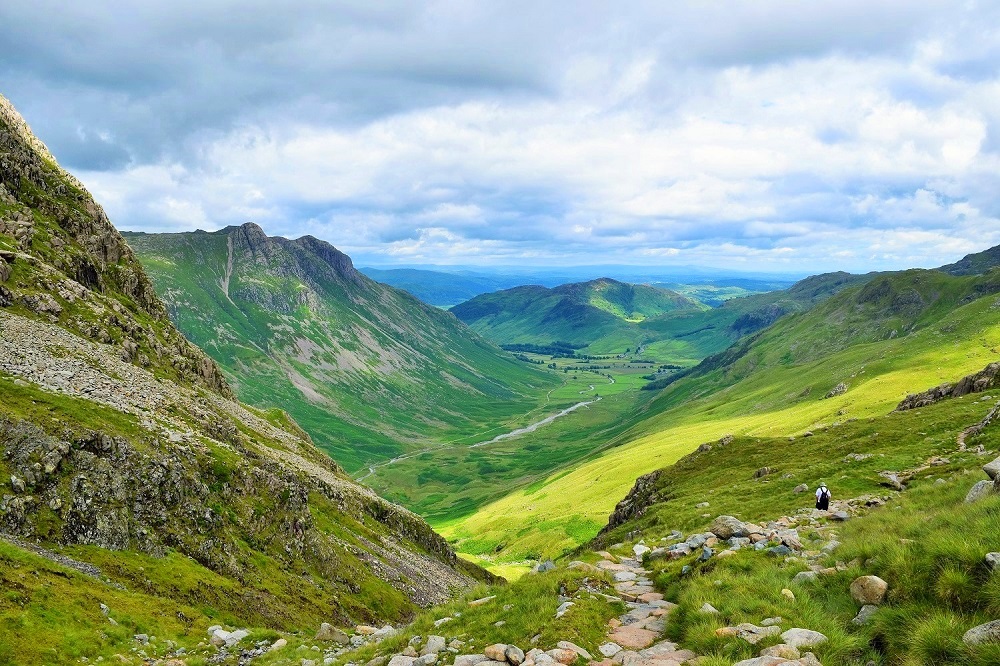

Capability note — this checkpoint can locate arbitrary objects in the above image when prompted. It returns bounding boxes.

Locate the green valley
[124,225,561,473]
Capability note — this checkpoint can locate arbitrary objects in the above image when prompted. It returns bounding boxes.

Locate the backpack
[819,487,830,501]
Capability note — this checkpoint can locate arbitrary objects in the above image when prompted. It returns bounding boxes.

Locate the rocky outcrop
[0,93,231,397]
[896,362,1000,411]
[597,470,665,538]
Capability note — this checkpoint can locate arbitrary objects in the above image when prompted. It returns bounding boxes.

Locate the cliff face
[0,93,485,638]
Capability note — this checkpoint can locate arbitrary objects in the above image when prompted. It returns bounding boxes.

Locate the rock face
[0,94,231,398]
[599,469,665,536]
[896,362,1000,411]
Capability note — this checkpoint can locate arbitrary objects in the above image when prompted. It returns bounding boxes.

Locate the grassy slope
[592,390,1000,665]
[441,269,1000,563]
[125,228,560,473]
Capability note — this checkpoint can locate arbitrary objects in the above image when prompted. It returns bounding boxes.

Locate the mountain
[451,278,706,355]
[0,94,487,664]
[938,244,1000,276]
[123,226,558,473]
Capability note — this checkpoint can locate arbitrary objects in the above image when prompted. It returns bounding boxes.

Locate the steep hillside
[0,93,486,665]
[451,278,706,356]
[124,226,559,473]
[586,363,1000,665]
[939,244,1000,276]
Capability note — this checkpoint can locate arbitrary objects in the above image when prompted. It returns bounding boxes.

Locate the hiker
[815,483,831,511]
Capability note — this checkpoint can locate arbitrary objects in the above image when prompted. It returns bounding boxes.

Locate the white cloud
[5,0,999,272]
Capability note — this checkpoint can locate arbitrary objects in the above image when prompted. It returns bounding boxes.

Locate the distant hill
[360,267,534,307]
[451,278,706,355]
[124,225,558,472]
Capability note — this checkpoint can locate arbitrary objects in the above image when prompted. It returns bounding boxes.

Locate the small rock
[546,649,578,664]
[696,502,710,508]
[761,617,783,627]
[10,476,25,493]
[781,588,795,601]
[134,634,149,645]
[506,645,525,665]
[599,643,622,658]
[780,628,828,649]
[469,596,496,607]
[633,544,650,559]
[850,576,888,605]
[852,605,878,626]
[557,641,591,660]
[536,560,556,573]
[793,484,808,494]
[830,511,850,521]
[700,603,719,614]
[269,639,288,651]
[986,553,1000,570]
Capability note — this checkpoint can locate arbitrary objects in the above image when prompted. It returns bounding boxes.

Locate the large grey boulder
[966,480,994,503]
[780,628,828,649]
[422,636,447,656]
[984,457,1000,480]
[710,515,749,540]
[964,620,1000,645]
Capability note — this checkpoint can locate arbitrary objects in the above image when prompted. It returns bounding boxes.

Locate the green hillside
[451,278,707,356]
[441,265,1000,565]
[124,225,560,473]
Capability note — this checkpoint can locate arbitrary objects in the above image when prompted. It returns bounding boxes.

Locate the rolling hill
[451,278,707,356]
[123,226,559,473]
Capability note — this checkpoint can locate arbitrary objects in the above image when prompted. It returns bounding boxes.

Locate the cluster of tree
[501,341,584,356]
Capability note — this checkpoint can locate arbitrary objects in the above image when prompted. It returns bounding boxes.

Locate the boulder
[608,625,657,650]
[986,553,1000,570]
[983,456,1000,480]
[633,544,650,559]
[316,623,349,644]
[830,511,850,521]
[780,628,828,649]
[546,648,578,664]
[850,576,888,605]
[422,636,447,656]
[793,484,809,494]
[269,639,288,652]
[792,571,818,584]
[760,644,800,659]
[505,646,525,665]
[484,645,508,662]
[710,515,748,540]
[964,620,1000,646]
[388,657,416,666]
[966,480,995,503]
[732,658,788,666]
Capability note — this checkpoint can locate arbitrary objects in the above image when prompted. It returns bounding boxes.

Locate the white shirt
[815,486,829,500]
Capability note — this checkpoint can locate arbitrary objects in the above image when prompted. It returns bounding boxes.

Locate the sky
[2,1,1000,273]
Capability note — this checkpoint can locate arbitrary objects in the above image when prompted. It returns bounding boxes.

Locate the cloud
[3,1,1000,272]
